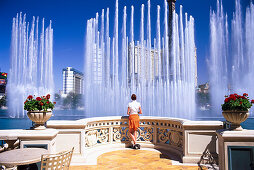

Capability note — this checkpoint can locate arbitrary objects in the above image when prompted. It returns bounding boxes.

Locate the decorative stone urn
[27,110,52,130]
[222,110,249,131]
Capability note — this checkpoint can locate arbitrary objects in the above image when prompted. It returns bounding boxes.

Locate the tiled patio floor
[70,150,207,170]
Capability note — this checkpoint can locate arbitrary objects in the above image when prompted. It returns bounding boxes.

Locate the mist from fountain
[210,0,254,115]
[84,0,197,119]
[7,13,54,118]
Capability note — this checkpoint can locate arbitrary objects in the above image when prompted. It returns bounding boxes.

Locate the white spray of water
[8,13,54,118]
[84,0,196,119]
[210,0,254,115]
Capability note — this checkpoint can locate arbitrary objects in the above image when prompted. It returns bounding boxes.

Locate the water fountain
[7,13,54,118]
[210,0,254,115]
[84,0,196,119]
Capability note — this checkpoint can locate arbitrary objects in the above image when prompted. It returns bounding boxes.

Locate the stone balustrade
[47,116,223,165]
[3,116,254,169]
[0,116,224,166]
[83,116,184,155]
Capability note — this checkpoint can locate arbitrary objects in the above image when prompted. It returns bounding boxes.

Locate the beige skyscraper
[128,43,161,82]
[63,67,84,95]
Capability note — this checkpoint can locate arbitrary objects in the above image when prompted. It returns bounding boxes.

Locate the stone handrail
[85,116,184,151]
[48,116,187,156]
[48,116,223,164]
[0,116,223,165]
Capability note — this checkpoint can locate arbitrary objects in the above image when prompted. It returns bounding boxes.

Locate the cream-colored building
[128,43,161,81]
[128,43,198,87]
[62,67,84,95]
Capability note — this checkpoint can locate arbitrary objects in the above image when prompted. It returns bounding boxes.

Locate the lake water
[0,109,253,130]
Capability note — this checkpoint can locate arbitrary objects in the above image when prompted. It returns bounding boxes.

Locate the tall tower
[167,0,176,53]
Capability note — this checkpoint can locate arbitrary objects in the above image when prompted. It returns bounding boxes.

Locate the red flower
[46,94,50,100]
[40,102,43,106]
[27,95,33,99]
[251,100,254,104]
[243,93,248,96]
[36,97,42,101]
[24,100,27,104]
[46,101,49,104]
[53,102,56,104]
[239,102,242,105]
[224,98,229,103]
[228,95,236,101]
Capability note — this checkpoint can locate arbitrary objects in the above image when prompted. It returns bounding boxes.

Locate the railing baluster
[84,117,183,153]
[109,126,113,144]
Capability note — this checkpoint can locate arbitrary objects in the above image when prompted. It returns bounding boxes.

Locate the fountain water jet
[7,13,54,118]
[210,0,254,115]
[84,0,197,119]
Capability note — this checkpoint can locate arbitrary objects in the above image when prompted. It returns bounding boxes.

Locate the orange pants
[129,114,140,131]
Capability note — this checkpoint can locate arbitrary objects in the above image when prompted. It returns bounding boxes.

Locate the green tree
[62,92,83,109]
[196,92,210,107]
[0,95,7,108]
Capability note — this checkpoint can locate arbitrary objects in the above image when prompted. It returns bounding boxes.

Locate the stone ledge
[216,129,254,142]
[47,120,85,129]
[183,121,223,130]
[0,129,58,140]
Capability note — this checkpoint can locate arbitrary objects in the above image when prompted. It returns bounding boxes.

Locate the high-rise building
[128,43,162,82]
[62,67,84,95]
[128,43,198,87]
[93,44,103,84]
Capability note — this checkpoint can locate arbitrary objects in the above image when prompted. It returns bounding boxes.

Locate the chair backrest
[41,147,74,170]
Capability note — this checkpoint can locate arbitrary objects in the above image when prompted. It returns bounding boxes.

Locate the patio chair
[40,147,74,170]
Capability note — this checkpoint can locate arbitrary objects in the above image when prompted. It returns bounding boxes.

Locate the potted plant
[222,93,254,131]
[24,94,56,130]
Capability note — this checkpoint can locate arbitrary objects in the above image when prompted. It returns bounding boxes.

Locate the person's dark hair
[131,94,136,100]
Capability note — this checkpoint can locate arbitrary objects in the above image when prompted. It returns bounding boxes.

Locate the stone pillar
[167,0,176,37]
[216,129,254,170]
[167,0,176,76]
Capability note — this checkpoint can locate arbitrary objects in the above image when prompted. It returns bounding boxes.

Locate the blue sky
[0,0,250,92]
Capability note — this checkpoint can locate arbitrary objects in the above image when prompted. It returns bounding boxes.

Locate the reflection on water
[0,109,253,130]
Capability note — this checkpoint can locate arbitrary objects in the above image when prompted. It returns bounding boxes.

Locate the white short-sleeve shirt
[128,100,141,115]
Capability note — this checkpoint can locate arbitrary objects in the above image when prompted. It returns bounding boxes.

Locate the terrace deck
[70,149,207,170]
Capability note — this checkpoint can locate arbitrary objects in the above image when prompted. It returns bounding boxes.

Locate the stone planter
[27,110,52,130]
[222,110,249,131]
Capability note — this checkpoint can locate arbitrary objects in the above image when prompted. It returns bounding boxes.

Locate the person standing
[127,94,142,149]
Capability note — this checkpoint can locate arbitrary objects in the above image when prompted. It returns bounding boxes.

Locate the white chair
[40,147,74,170]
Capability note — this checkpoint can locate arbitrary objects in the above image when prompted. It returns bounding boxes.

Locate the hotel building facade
[62,67,84,95]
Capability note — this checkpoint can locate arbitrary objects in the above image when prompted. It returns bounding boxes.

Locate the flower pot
[222,110,249,131]
[27,110,52,130]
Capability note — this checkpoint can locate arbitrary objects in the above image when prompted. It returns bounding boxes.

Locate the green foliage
[196,92,210,107]
[221,93,254,111]
[54,93,61,102]
[24,94,56,111]
[62,92,83,109]
[0,95,6,108]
